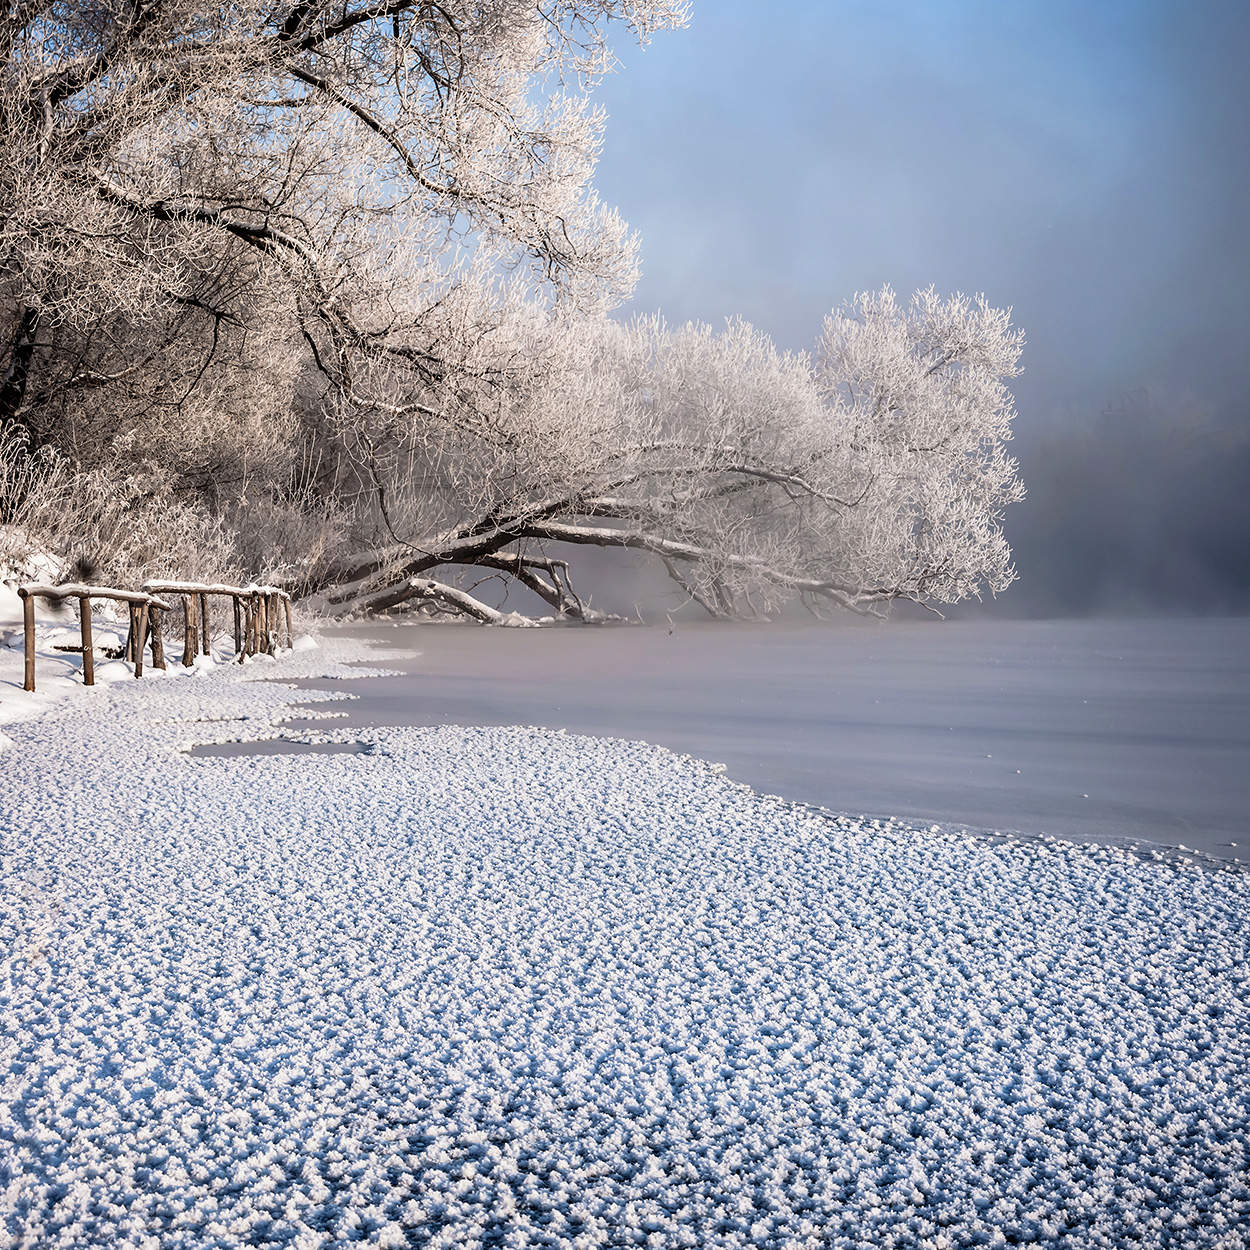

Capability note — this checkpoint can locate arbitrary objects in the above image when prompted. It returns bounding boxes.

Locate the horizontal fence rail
[16,581,294,693]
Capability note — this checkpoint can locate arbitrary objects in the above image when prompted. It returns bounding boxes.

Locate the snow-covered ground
[2,635,1248,1247]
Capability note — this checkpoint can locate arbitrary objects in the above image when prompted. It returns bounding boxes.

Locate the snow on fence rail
[17,581,293,692]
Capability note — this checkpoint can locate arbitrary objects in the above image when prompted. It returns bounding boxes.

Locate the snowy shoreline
[2,636,1249,1247]
[285,617,1250,864]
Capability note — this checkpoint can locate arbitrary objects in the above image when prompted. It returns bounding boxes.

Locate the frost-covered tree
[0,2,1024,619]
[321,285,1025,621]
[0,0,687,578]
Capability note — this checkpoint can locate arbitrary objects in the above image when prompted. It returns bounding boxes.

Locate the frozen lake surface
[290,616,1250,860]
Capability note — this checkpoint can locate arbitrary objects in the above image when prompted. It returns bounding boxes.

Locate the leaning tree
[1,1,1025,619]
[317,285,1025,622]
[0,0,688,579]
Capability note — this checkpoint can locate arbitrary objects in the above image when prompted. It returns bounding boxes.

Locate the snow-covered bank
[1,639,1248,1248]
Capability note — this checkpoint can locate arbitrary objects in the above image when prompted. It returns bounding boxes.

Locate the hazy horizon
[596,0,1250,616]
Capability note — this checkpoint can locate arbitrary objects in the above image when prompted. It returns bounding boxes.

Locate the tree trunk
[0,308,40,437]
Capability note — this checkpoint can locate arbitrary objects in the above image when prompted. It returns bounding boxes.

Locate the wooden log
[246,594,258,657]
[125,609,136,664]
[150,604,166,671]
[80,596,95,687]
[20,589,35,692]
[198,592,210,656]
[233,596,243,654]
[22,583,165,605]
[182,595,196,667]
[132,604,145,678]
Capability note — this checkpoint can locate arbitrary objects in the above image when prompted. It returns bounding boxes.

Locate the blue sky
[594,0,1250,429]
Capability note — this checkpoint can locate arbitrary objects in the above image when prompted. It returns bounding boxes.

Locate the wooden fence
[16,581,293,693]
[141,582,293,666]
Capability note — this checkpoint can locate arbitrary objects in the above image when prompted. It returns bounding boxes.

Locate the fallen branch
[358,576,537,625]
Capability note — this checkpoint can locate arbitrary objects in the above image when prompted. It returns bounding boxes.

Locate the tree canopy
[1,1,1024,621]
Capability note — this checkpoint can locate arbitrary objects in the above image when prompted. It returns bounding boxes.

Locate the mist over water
[596,0,1250,616]
[1003,391,1250,616]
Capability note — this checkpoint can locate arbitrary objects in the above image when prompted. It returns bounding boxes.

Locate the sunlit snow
[1,639,1247,1248]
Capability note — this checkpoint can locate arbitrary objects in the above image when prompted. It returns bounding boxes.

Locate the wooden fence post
[182,595,196,667]
[250,593,259,656]
[236,596,248,662]
[131,604,145,678]
[20,589,35,692]
[80,596,95,687]
[232,596,242,654]
[284,597,293,649]
[150,604,166,671]
[198,593,210,657]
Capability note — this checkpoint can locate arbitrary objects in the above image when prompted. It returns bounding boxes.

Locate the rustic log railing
[141,582,294,666]
[16,584,174,692]
[16,581,294,692]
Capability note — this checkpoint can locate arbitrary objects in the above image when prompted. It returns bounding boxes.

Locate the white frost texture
[1,640,1248,1249]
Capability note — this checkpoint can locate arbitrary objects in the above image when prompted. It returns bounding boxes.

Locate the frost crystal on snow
[0,638,1247,1248]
